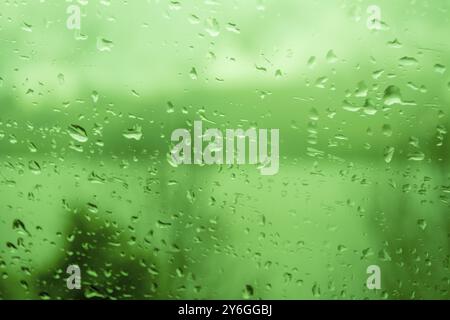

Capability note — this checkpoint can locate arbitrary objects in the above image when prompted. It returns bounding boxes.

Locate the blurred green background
[0,0,449,299]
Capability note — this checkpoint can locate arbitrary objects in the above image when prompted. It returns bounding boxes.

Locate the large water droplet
[68,124,88,143]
